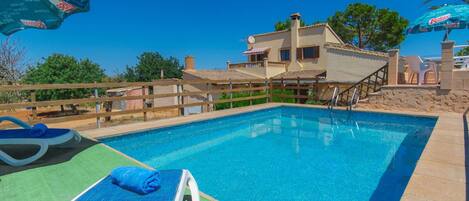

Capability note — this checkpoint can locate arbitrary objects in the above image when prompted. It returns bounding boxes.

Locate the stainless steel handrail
[347,87,359,111]
[328,86,339,110]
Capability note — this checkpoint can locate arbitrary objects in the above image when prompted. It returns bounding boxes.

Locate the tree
[456,46,469,56]
[123,52,183,82]
[274,18,306,31]
[22,54,105,112]
[0,39,24,84]
[0,39,25,104]
[327,3,408,51]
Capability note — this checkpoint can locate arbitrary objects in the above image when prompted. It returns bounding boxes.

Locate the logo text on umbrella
[428,14,451,25]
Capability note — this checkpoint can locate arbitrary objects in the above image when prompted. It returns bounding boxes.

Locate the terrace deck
[0,141,213,201]
[1,103,467,201]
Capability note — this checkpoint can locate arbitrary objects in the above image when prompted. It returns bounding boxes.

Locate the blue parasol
[406,4,469,39]
[0,0,89,36]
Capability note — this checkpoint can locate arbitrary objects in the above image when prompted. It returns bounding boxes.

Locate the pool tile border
[81,103,467,201]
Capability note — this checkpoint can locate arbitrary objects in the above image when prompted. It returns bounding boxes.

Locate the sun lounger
[0,116,81,167]
[72,169,200,201]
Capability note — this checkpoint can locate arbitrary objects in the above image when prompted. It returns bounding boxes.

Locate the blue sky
[2,0,468,75]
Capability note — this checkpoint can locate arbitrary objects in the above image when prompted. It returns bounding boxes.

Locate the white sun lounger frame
[0,116,81,167]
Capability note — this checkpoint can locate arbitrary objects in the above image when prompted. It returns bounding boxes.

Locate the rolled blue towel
[29,123,48,137]
[110,166,161,195]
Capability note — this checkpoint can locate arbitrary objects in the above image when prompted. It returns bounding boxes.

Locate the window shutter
[296,48,302,60]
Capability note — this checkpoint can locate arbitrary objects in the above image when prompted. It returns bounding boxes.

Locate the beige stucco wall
[266,66,286,78]
[252,31,291,64]
[232,66,285,78]
[296,27,327,71]
[232,67,266,78]
[325,48,388,82]
[324,28,342,44]
[362,85,469,113]
[251,25,341,72]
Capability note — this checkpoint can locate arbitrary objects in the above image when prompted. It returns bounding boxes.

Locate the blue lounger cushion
[76,169,183,201]
[110,167,161,195]
[0,128,71,139]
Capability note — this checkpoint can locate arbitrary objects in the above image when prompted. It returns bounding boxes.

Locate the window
[256,54,265,61]
[280,49,290,61]
[250,55,256,62]
[297,46,320,60]
[249,54,267,62]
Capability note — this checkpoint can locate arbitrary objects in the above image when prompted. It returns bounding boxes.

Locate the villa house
[181,13,391,112]
[184,13,388,83]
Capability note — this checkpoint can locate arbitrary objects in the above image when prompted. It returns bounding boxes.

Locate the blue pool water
[103,106,437,201]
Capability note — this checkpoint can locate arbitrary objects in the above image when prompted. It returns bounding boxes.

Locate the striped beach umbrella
[0,0,89,36]
[406,4,469,39]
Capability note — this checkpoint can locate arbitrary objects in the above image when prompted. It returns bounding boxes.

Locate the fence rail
[0,79,272,126]
[0,76,340,127]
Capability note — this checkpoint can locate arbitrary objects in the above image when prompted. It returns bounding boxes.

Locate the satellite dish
[247,36,255,44]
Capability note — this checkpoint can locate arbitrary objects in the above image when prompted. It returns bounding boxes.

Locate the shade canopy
[0,0,90,35]
[406,4,469,34]
[243,47,270,55]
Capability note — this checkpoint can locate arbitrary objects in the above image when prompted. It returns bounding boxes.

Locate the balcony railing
[228,61,286,69]
[228,61,264,68]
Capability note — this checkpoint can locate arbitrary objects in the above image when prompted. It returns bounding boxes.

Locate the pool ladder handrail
[347,87,360,111]
[328,86,339,110]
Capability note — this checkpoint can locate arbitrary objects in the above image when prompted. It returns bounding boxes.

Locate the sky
[1,0,468,75]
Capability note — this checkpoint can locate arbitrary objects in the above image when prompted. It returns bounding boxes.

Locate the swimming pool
[103,106,437,201]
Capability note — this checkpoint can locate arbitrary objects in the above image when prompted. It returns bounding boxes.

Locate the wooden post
[249,81,253,106]
[142,86,147,121]
[229,79,233,109]
[264,78,269,103]
[176,81,180,116]
[30,90,37,123]
[149,84,154,109]
[207,83,213,112]
[94,84,100,128]
[205,82,210,113]
[296,77,300,104]
[280,77,284,103]
[177,80,185,116]
[269,78,273,102]
[313,77,319,101]
[104,100,112,122]
[315,78,320,101]
[366,77,371,95]
[181,82,185,116]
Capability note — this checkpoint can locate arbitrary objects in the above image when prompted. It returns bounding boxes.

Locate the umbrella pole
[443,29,452,41]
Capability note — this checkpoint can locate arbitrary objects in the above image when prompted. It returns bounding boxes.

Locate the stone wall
[361,85,469,113]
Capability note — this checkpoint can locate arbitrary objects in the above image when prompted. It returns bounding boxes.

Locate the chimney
[184,55,195,71]
[290,13,301,71]
[290,13,301,25]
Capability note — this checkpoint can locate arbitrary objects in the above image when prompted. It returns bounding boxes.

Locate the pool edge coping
[81,103,466,201]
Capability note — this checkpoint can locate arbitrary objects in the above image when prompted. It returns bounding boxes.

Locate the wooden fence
[0,79,270,126]
[0,77,334,127]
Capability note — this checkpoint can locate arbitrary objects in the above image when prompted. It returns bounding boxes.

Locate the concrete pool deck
[81,103,468,201]
[0,141,215,201]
